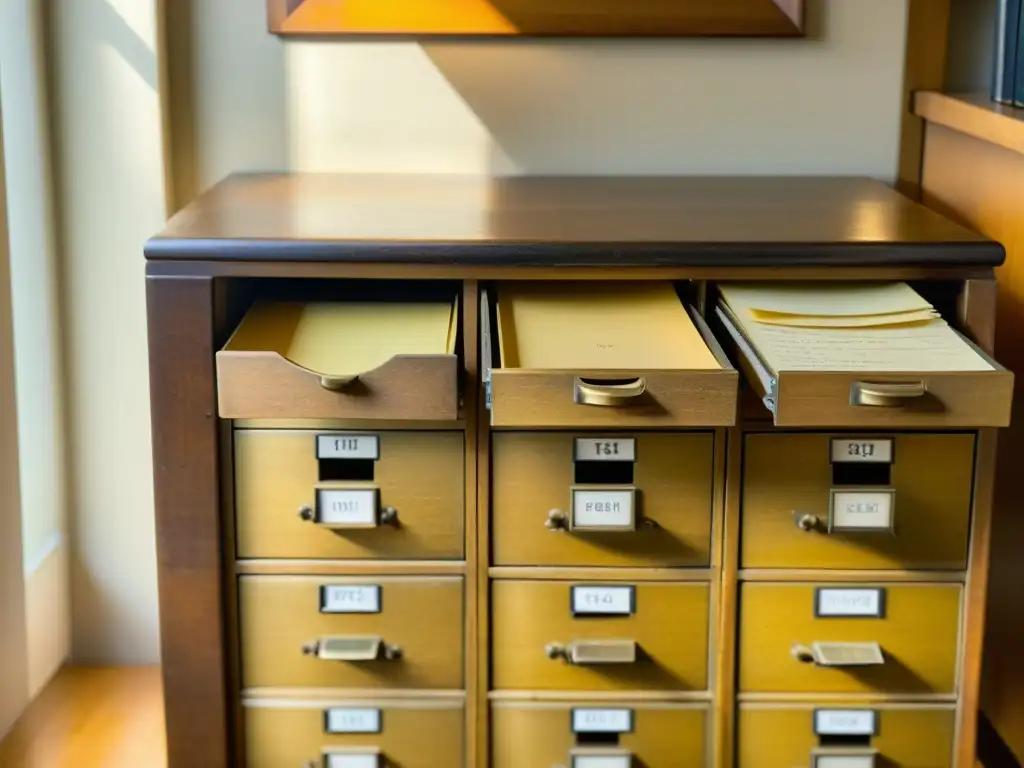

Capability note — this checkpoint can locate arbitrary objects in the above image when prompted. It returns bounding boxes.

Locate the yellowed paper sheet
[751,308,939,328]
[741,319,993,372]
[227,301,456,374]
[500,282,720,370]
[719,282,933,318]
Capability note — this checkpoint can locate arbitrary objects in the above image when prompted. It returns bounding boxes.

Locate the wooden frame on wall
[267,0,806,38]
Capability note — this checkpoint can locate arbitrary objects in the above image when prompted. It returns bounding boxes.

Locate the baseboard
[979,710,1023,768]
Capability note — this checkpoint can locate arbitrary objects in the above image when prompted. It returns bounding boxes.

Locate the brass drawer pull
[318,374,360,392]
[302,636,403,662]
[792,641,885,667]
[546,639,637,665]
[851,381,927,407]
[574,377,646,407]
[298,503,398,527]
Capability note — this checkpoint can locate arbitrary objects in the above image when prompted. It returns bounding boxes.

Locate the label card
[816,588,885,619]
[320,585,382,614]
[572,708,634,734]
[317,434,380,461]
[829,490,894,532]
[316,488,379,527]
[812,752,876,768]
[571,586,635,616]
[574,438,637,463]
[325,752,381,768]
[325,708,382,734]
[571,488,636,530]
[830,438,893,464]
[814,709,878,737]
[571,755,632,768]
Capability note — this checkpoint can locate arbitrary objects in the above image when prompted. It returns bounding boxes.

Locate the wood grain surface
[145,175,1000,267]
[268,0,804,37]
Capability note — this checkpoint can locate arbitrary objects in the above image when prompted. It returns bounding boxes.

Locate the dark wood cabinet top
[146,173,1002,267]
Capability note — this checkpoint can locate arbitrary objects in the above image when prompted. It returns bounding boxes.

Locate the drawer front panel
[738,704,955,768]
[244,699,464,768]
[491,702,707,768]
[492,432,714,567]
[235,430,465,560]
[739,583,961,695]
[742,433,975,570]
[239,576,464,689]
[492,580,710,692]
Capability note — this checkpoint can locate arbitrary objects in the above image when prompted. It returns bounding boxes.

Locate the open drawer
[216,297,459,420]
[714,285,1013,428]
[482,282,737,428]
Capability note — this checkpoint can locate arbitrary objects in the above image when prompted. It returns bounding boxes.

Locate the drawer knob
[302,636,402,662]
[298,504,315,522]
[546,639,637,665]
[795,513,822,532]
[851,380,927,407]
[574,377,646,407]
[546,509,568,530]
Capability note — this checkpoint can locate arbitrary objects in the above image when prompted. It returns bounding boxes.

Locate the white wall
[191,0,910,189]
[50,0,166,663]
[0,0,70,697]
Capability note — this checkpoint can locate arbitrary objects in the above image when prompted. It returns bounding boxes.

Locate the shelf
[915,92,1024,157]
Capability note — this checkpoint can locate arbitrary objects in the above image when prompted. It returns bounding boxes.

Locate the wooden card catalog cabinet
[267,0,807,37]
[145,174,1010,767]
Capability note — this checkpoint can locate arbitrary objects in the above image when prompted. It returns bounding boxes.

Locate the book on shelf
[993,0,1024,106]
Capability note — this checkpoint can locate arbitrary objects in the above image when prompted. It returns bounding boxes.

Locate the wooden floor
[0,666,165,767]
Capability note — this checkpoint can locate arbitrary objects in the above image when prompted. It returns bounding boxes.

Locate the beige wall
[50,0,166,663]
[0,83,31,741]
[0,0,70,703]
[48,0,914,661]
[188,0,910,190]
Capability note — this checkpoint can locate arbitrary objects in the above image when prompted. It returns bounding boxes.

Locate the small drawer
[244,697,464,768]
[234,430,464,560]
[738,583,961,695]
[239,576,464,690]
[738,702,955,768]
[741,433,975,570]
[492,432,714,567]
[482,282,737,428]
[216,297,459,420]
[491,580,710,692]
[491,701,708,768]
[715,293,1013,428]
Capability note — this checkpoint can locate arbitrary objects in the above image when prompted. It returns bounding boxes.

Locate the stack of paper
[717,282,993,372]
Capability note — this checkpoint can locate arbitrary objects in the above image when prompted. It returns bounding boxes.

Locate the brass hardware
[574,377,646,407]
[791,643,816,664]
[379,506,399,525]
[546,509,568,530]
[569,747,633,768]
[851,381,927,407]
[546,639,637,665]
[319,374,360,392]
[792,641,885,667]
[812,747,878,768]
[298,504,315,522]
[302,636,402,662]
[795,513,821,532]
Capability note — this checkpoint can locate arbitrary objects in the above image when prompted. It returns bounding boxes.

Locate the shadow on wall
[420,0,828,175]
